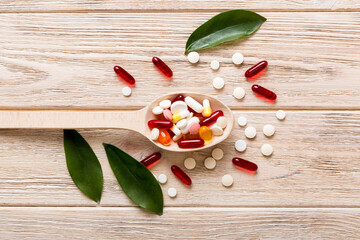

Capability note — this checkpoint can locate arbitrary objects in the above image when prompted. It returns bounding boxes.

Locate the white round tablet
[245,126,257,139]
[187,52,200,64]
[204,157,216,170]
[276,110,286,120]
[210,60,220,70]
[170,101,188,114]
[232,52,244,65]
[158,174,167,184]
[152,106,163,115]
[212,77,225,90]
[261,144,273,156]
[216,117,227,129]
[122,86,132,97]
[184,157,196,170]
[151,128,160,140]
[210,124,224,136]
[212,148,224,161]
[168,187,177,198]
[263,124,275,137]
[235,140,247,152]
[233,87,245,100]
[159,100,171,109]
[222,174,233,187]
[237,116,247,127]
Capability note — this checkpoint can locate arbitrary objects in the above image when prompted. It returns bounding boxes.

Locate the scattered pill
[114,66,135,86]
[213,77,225,89]
[252,84,277,101]
[148,120,173,129]
[158,129,171,146]
[200,110,224,126]
[185,96,203,113]
[168,187,177,198]
[263,124,275,137]
[233,87,245,100]
[152,106,163,115]
[176,119,188,129]
[245,127,257,139]
[158,174,167,184]
[171,101,188,114]
[237,116,247,127]
[232,53,244,65]
[151,128,160,140]
[159,100,171,109]
[170,125,182,136]
[141,152,161,168]
[212,148,224,160]
[210,124,224,136]
[188,122,200,135]
[178,139,205,148]
[232,157,258,172]
[210,60,220,70]
[216,116,227,129]
[222,174,233,187]
[235,140,247,152]
[163,109,172,121]
[261,143,273,156]
[171,165,192,185]
[204,157,216,170]
[122,86,132,97]
[245,61,268,78]
[152,57,173,78]
[187,52,200,64]
[184,157,196,170]
[172,110,190,122]
[276,110,286,120]
[202,99,212,117]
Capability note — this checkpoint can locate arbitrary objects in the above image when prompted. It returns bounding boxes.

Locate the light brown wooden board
[0,111,359,207]
[1,12,360,109]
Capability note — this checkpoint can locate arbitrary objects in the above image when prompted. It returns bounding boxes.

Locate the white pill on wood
[187,52,200,64]
[233,87,245,99]
[263,124,275,137]
[261,144,273,156]
[212,148,224,161]
[184,157,196,170]
[210,60,220,70]
[159,99,171,109]
[232,52,244,65]
[237,116,247,127]
[151,128,160,140]
[168,187,177,198]
[276,110,286,120]
[216,116,227,129]
[213,77,225,89]
[122,86,132,97]
[245,126,257,139]
[222,174,233,187]
[204,157,216,170]
[152,106,163,115]
[158,174,167,184]
[235,140,247,152]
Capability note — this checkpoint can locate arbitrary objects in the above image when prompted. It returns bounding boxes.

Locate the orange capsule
[158,129,171,146]
[199,126,212,141]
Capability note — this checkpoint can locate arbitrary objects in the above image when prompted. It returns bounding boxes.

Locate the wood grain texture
[0,207,359,239]
[0,110,358,207]
[0,0,360,12]
[0,12,360,109]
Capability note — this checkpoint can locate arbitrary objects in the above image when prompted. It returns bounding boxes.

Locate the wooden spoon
[0,92,234,152]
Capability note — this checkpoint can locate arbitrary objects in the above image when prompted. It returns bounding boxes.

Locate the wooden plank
[0,110,359,206]
[0,207,359,239]
[0,0,360,12]
[0,12,359,109]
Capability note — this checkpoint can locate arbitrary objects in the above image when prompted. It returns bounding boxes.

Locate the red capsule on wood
[232,157,258,173]
[113,66,135,86]
[140,152,161,168]
[177,139,204,148]
[152,57,173,78]
[171,165,192,185]
[251,84,277,101]
[148,120,173,129]
[245,61,268,79]
[199,110,224,126]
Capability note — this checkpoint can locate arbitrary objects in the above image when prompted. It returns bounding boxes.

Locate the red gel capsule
[251,84,277,101]
[148,120,173,129]
[177,138,204,148]
[245,61,268,78]
[199,110,224,126]
[171,165,192,185]
[113,66,135,86]
[167,129,175,138]
[232,157,258,173]
[140,152,161,168]
[152,57,173,78]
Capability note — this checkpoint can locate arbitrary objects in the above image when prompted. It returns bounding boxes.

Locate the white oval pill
[210,60,220,70]
[151,128,160,140]
[216,117,227,129]
[185,96,203,113]
[204,157,216,170]
[263,124,275,137]
[212,148,224,161]
[187,52,200,64]
[276,110,286,120]
[168,187,177,198]
[122,86,132,97]
[152,106,163,115]
[213,77,225,89]
[176,119,187,129]
[235,140,247,152]
[210,124,224,136]
[261,144,273,156]
[233,87,245,100]
[184,157,196,170]
[222,174,233,187]
[159,100,171,109]
[232,52,244,65]
[245,127,257,139]
[171,101,188,114]
[173,134,182,142]
[237,116,247,127]
[158,174,167,184]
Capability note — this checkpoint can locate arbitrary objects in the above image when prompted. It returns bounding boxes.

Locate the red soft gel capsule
[140,152,161,168]
[177,139,204,148]
[152,57,173,78]
[251,84,277,101]
[171,94,185,103]
[113,66,135,86]
[245,61,268,79]
[232,157,258,173]
[171,165,192,185]
[148,120,173,129]
[199,110,224,126]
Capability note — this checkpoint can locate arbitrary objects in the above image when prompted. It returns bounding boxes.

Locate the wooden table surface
[1,1,360,239]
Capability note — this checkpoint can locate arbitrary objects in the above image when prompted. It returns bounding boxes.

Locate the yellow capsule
[199,126,213,141]
[172,110,190,122]
[202,99,212,117]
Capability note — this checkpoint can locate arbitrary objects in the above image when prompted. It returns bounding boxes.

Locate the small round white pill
[159,100,171,109]
[204,157,216,170]
[176,119,187,129]
[235,140,247,152]
[171,101,188,114]
[168,187,177,198]
[212,148,224,161]
[237,116,247,127]
[276,110,286,120]
[210,60,220,70]
[232,52,244,65]
[187,52,200,64]
[261,143,273,156]
[122,86,132,97]
[152,106,163,115]
[151,128,160,141]
[158,174,167,184]
[216,116,227,129]
[233,87,245,100]
[184,157,196,170]
[245,126,257,139]
[213,77,225,89]
[210,124,224,136]
[263,124,275,137]
[222,174,233,187]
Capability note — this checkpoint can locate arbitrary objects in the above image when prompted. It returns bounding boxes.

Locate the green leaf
[185,9,266,53]
[103,143,163,215]
[63,130,103,203]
